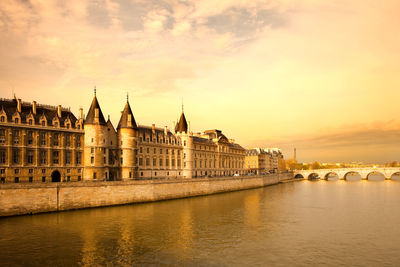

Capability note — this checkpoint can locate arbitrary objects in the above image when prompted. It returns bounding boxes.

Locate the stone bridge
[293,167,400,181]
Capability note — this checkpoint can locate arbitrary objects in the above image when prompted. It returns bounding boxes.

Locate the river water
[1,180,400,266]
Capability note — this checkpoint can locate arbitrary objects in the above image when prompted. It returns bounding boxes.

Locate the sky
[1,0,400,163]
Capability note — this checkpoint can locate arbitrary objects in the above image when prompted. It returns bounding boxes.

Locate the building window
[0,116,4,122]
[91,148,94,154]
[91,157,94,164]
[28,119,33,125]
[153,158,156,166]
[0,178,5,183]
[76,152,82,165]
[14,177,19,183]
[140,172,143,177]
[166,158,169,167]
[13,130,19,145]
[139,147,143,153]
[14,169,19,174]
[13,149,20,164]
[27,150,34,164]
[0,129,5,144]
[93,172,97,179]
[0,168,4,174]
[146,158,150,166]
[29,177,33,183]
[78,176,81,181]
[65,134,70,147]
[66,152,71,164]
[27,131,33,145]
[159,158,163,167]
[40,132,46,145]
[40,151,47,164]
[53,133,59,146]
[153,148,156,154]
[41,120,45,126]
[76,137,81,147]
[29,168,33,174]
[67,176,70,182]
[0,149,6,164]
[14,118,19,123]
[104,157,106,164]
[129,172,132,178]
[146,148,149,153]
[42,176,46,182]
[53,151,59,164]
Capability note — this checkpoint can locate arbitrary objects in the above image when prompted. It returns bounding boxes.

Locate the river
[1,180,400,266]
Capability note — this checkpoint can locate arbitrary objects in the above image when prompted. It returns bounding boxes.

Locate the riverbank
[0,173,292,217]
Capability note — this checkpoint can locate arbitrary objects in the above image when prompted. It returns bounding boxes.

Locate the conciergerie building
[0,91,246,183]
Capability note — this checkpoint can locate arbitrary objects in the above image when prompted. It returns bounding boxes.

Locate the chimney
[57,105,62,117]
[79,108,83,120]
[152,124,155,134]
[32,101,37,115]
[17,99,21,113]
[94,108,99,123]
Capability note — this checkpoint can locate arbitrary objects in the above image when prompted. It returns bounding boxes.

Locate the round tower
[83,90,109,181]
[175,110,193,179]
[117,98,138,180]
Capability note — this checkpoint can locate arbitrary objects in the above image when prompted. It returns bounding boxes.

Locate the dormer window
[41,120,45,126]
[77,125,81,130]
[28,119,33,125]
[66,123,70,129]
[54,122,58,127]
[0,116,5,122]
[14,118,19,123]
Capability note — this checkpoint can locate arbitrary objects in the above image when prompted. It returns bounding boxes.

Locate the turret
[117,96,138,180]
[175,107,193,178]
[83,89,109,181]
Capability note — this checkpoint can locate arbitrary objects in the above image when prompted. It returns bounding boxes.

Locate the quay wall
[0,173,292,217]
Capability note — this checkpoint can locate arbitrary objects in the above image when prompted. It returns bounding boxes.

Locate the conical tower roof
[175,112,188,133]
[117,100,137,129]
[85,93,107,125]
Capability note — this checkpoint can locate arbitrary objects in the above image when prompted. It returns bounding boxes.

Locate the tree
[311,161,322,170]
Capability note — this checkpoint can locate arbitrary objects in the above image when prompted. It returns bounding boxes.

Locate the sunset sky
[1,0,400,163]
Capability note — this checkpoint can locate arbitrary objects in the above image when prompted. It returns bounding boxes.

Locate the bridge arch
[324,172,339,181]
[391,172,400,181]
[308,173,320,180]
[294,174,304,179]
[366,171,385,181]
[344,171,362,181]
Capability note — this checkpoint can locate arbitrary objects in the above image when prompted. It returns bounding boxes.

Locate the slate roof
[0,98,78,128]
[85,95,106,125]
[117,101,137,129]
[175,112,188,133]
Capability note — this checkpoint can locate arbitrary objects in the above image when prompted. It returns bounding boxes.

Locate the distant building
[0,97,84,183]
[245,147,285,174]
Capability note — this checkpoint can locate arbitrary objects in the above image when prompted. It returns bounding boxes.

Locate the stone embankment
[0,173,293,217]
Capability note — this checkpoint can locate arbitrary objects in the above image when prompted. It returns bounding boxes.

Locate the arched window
[28,119,33,125]
[41,120,45,126]
[14,118,19,123]
[0,116,4,122]
[54,122,58,127]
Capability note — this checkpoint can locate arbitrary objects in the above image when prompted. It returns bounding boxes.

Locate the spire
[85,89,107,125]
[175,108,188,134]
[117,98,137,129]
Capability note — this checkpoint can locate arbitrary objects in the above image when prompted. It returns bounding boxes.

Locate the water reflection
[2,181,400,266]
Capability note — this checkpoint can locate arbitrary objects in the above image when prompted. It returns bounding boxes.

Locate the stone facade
[245,147,285,174]
[84,92,246,181]
[0,98,84,183]
[0,173,292,216]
